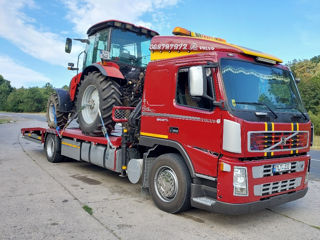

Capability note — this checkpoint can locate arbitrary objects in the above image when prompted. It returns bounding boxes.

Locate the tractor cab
[67,20,158,70]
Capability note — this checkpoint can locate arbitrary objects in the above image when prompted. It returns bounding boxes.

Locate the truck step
[192,197,216,207]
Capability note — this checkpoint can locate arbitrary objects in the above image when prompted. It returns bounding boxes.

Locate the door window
[176,67,215,111]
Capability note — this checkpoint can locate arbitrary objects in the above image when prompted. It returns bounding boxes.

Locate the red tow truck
[22,20,312,214]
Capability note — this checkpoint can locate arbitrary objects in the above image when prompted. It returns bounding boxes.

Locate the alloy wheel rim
[154,166,178,202]
[81,85,99,124]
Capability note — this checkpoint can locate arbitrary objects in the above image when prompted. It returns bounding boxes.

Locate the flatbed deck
[21,127,122,147]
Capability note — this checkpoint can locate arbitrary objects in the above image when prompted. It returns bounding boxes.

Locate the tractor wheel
[149,153,191,213]
[76,71,122,136]
[46,93,68,128]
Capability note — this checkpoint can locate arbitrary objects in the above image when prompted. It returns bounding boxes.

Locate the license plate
[273,162,291,173]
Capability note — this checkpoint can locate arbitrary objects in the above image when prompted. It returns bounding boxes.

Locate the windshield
[83,28,152,69]
[221,59,306,115]
[110,28,151,67]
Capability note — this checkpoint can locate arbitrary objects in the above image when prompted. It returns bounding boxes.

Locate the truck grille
[252,161,305,178]
[248,131,308,153]
[254,177,302,196]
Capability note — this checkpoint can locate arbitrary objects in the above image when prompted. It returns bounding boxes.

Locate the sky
[0,0,319,88]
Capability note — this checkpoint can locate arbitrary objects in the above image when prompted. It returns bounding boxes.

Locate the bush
[309,111,320,136]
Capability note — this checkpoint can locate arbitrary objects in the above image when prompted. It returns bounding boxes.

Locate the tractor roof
[150,27,282,64]
[87,20,159,37]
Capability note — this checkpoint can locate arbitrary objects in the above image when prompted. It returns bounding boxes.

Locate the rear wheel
[46,93,68,128]
[149,153,191,213]
[45,134,63,163]
[76,72,122,136]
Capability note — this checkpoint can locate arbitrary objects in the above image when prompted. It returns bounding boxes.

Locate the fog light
[233,167,248,196]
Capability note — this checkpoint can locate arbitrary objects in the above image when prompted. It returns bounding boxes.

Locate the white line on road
[311,159,320,162]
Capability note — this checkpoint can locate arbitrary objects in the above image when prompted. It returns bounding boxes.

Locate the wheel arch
[139,136,195,178]
[82,63,124,80]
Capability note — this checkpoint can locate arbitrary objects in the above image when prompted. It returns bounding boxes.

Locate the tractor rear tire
[46,92,68,129]
[76,71,122,136]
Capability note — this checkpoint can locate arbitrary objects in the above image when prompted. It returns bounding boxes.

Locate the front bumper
[191,184,308,215]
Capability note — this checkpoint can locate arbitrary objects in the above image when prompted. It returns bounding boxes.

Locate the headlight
[233,167,248,196]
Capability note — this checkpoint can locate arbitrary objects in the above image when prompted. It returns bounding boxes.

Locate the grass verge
[0,118,13,124]
[311,135,320,150]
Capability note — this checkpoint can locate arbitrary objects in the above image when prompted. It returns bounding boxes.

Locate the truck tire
[76,72,122,136]
[149,153,191,213]
[46,93,68,128]
[44,134,63,163]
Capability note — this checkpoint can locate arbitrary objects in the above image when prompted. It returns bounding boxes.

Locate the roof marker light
[172,27,191,36]
[172,27,226,43]
[114,21,122,27]
[125,24,133,30]
[256,57,277,65]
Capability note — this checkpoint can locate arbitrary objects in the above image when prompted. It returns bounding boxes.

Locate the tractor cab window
[176,68,215,111]
[84,29,110,68]
[110,28,151,67]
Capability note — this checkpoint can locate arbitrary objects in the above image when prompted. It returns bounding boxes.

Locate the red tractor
[46,20,158,136]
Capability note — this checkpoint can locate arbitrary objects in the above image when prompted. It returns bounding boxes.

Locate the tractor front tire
[76,72,122,136]
[46,93,68,129]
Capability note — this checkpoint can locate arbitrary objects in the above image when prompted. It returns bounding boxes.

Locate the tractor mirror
[189,66,206,97]
[65,38,72,53]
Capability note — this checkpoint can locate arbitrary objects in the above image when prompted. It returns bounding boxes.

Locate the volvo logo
[280,137,287,146]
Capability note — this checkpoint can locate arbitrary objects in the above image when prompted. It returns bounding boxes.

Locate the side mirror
[189,66,206,97]
[65,38,72,53]
[295,78,301,84]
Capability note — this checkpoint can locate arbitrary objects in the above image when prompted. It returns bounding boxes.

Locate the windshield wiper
[235,102,278,119]
[294,108,308,120]
[276,106,308,120]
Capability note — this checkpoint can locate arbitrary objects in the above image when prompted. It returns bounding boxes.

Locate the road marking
[311,159,320,162]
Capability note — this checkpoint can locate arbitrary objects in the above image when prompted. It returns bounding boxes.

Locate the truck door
[169,65,222,177]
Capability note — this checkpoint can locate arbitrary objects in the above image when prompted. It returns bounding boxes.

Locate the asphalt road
[1,113,320,239]
[309,150,320,180]
[0,112,46,122]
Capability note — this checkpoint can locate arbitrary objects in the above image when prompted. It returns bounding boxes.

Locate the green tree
[21,87,46,112]
[298,74,320,115]
[40,82,54,111]
[309,111,320,135]
[6,88,25,112]
[62,85,69,91]
[0,75,13,111]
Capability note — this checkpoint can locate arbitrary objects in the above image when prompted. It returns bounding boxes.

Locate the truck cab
[139,28,311,214]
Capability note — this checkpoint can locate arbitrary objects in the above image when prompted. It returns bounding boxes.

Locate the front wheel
[149,153,191,213]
